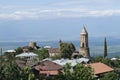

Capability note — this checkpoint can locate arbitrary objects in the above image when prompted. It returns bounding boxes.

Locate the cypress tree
[104,37,107,57]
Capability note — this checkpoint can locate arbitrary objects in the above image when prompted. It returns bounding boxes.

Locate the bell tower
[79,26,90,57]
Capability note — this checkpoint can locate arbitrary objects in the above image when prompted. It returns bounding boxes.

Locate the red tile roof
[34,60,62,75]
[89,62,114,75]
[35,60,62,71]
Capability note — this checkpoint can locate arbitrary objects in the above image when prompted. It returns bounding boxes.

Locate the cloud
[0,9,120,20]
[88,10,120,17]
[0,0,120,20]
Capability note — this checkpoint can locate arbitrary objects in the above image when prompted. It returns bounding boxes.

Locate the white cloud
[0,0,120,20]
[0,9,120,20]
[88,10,120,17]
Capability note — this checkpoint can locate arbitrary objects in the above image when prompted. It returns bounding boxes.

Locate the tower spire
[79,26,90,58]
[81,26,88,35]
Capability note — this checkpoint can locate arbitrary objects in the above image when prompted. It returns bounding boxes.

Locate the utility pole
[0,48,2,56]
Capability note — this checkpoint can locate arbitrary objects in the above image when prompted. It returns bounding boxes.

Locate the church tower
[79,26,90,57]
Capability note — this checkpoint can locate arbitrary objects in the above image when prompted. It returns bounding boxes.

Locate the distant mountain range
[1,37,120,58]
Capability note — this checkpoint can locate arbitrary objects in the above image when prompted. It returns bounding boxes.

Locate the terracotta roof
[35,60,62,71]
[47,48,60,53]
[89,62,114,75]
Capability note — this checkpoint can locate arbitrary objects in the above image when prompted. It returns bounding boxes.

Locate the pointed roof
[35,60,62,71]
[81,26,88,34]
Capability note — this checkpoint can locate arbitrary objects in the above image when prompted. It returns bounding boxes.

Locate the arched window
[82,43,84,47]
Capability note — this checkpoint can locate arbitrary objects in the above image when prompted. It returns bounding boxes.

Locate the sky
[0,0,120,42]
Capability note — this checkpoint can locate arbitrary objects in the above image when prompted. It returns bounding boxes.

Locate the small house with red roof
[34,60,62,76]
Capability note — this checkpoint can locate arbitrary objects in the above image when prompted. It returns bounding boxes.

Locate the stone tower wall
[79,27,90,58]
[79,47,89,57]
[29,42,36,48]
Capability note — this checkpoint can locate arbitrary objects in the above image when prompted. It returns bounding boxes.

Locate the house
[34,60,62,76]
[16,52,38,67]
[89,62,114,78]
[47,48,61,57]
[90,62,114,75]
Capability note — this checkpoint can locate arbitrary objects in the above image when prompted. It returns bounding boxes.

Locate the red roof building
[47,48,61,57]
[34,60,62,76]
[89,62,114,75]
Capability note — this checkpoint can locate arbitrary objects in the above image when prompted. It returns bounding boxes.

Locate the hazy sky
[0,0,120,42]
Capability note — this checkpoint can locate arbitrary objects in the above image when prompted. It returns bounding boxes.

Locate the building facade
[79,26,90,57]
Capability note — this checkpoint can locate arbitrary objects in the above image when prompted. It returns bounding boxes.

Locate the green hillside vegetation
[1,41,120,80]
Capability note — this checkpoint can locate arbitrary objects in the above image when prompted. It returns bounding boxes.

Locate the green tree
[0,53,35,80]
[111,60,120,68]
[3,52,16,60]
[56,63,95,80]
[21,67,35,80]
[51,54,61,60]
[104,37,107,57]
[101,72,119,80]
[60,42,75,59]
[34,48,49,60]
[72,64,94,80]
[62,63,73,80]
[15,47,23,55]
[0,57,21,80]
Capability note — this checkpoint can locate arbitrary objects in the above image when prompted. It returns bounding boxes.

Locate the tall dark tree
[104,37,107,57]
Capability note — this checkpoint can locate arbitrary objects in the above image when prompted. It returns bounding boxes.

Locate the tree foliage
[15,47,23,55]
[56,63,95,80]
[50,54,61,60]
[33,48,49,60]
[0,57,20,80]
[60,42,75,59]
[21,67,35,80]
[101,72,119,80]
[0,54,35,80]
[104,37,107,57]
[72,64,94,80]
